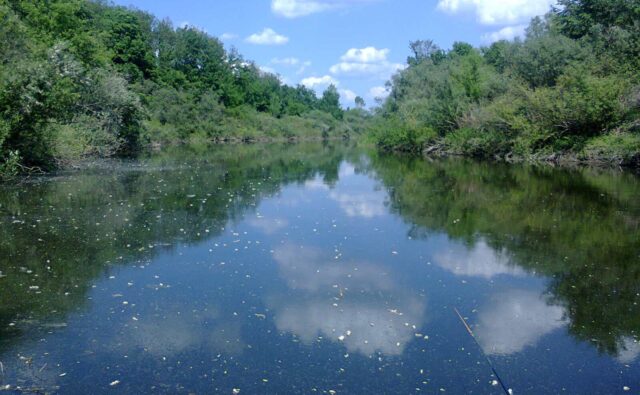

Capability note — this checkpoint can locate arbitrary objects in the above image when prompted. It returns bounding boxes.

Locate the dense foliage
[371,0,640,166]
[0,0,354,175]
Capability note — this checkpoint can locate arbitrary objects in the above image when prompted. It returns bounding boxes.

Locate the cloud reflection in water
[269,244,425,356]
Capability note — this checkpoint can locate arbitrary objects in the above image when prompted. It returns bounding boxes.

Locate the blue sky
[112,0,557,107]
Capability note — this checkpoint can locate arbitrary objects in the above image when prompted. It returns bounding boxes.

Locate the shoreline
[418,145,640,171]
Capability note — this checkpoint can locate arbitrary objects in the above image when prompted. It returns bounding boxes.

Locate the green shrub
[0,150,21,180]
[581,132,640,164]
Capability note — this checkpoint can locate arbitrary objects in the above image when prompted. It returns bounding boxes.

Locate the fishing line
[454,307,512,395]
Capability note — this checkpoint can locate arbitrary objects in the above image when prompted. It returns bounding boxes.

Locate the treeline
[0,0,358,175]
[371,0,640,166]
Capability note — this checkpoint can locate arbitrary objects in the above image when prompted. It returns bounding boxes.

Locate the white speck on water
[110,380,120,387]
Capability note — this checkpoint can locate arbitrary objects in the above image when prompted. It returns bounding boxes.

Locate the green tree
[320,84,343,120]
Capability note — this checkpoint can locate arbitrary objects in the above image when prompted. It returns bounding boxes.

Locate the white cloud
[330,47,404,77]
[481,24,527,43]
[304,178,331,190]
[301,75,339,89]
[330,190,386,218]
[339,89,358,102]
[268,243,426,356]
[436,0,556,25]
[328,164,387,218]
[433,239,526,279]
[273,244,393,292]
[341,47,389,63]
[330,62,404,76]
[475,289,567,355]
[616,337,640,364]
[246,28,289,45]
[271,0,375,18]
[369,85,389,99]
[220,32,238,40]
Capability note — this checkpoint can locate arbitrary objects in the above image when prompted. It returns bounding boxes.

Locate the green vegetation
[371,0,640,166]
[0,0,362,176]
[365,152,640,357]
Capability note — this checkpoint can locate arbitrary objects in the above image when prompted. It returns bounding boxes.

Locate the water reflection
[367,153,640,359]
[433,239,526,279]
[328,164,387,218]
[269,244,425,356]
[616,337,640,364]
[122,308,246,357]
[475,289,567,355]
[0,143,639,393]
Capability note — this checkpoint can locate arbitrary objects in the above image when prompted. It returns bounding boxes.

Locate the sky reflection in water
[0,143,639,394]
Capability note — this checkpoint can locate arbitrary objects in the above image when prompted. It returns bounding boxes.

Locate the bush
[0,150,21,180]
[581,132,640,164]
[371,116,437,152]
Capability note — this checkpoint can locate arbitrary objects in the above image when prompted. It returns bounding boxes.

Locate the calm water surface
[1,143,639,394]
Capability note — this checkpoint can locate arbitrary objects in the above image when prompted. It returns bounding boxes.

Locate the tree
[407,40,441,66]
[355,96,365,108]
[556,0,640,38]
[320,84,343,119]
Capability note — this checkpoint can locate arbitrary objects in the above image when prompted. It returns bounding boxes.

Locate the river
[0,142,639,394]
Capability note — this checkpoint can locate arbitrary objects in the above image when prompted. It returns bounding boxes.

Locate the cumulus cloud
[341,47,390,63]
[475,289,567,355]
[330,46,404,77]
[481,24,527,43]
[436,0,556,25]
[301,75,339,89]
[246,28,289,45]
[369,85,389,99]
[220,32,238,40]
[268,243,426,356]
[433,239,526,279]
[340,88,358,102]
[272,0,375,18]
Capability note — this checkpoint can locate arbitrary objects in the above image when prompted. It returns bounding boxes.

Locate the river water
[0,142,639,394]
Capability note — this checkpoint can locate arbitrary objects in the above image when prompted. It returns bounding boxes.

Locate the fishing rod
[454,307,512,395]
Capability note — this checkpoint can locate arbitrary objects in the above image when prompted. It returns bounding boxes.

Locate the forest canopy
[0,0,353,174]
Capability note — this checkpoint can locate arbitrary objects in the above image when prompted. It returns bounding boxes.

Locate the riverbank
[418,140,640,169]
